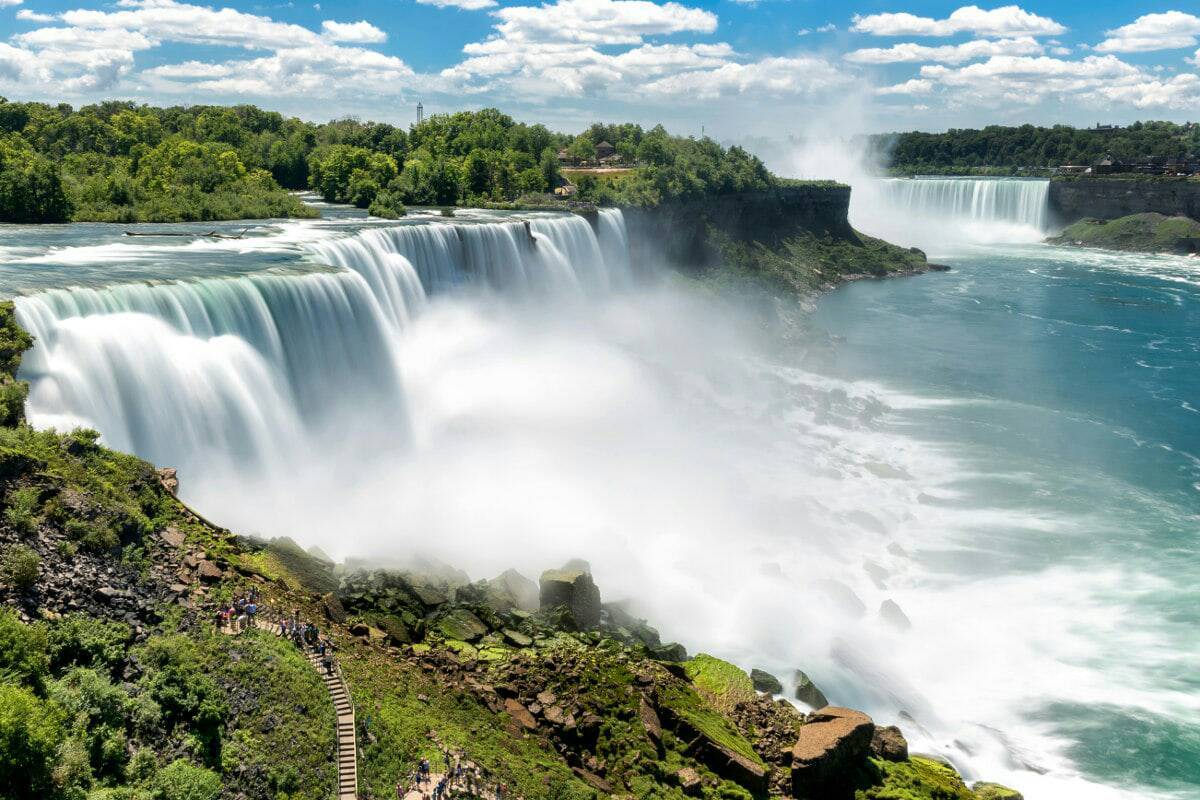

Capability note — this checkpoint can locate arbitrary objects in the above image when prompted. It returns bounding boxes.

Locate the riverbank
[1047,212,1200,254]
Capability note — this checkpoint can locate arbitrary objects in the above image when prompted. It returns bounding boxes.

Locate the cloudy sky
[0,0,1197,137]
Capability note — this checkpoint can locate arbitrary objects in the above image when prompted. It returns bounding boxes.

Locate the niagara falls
[0,3,1198,800]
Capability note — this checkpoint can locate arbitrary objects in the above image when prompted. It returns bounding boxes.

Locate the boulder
[973,783,1024,800]
[791,706,875,800]
[436,608,489,642]
[638,696,663,746]
[485,569,539,613]
[158,467,179,495]
[751,668,784,695]
[502,629,533,647]
[817,580,866,618]
[195,559,222,582]
[793,670,829,709]
[675,767,702,796]
[870,725,908,761]
[503,699,538,732]
[159,527,186,549]
[322,592,347,623]
[651,642,687,662]
[375,616,413,645]
[539,569,601,630]
[880,599,912,631]
[690,737,768,795]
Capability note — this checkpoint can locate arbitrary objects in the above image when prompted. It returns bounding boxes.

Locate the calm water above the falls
[811,242,1200,799]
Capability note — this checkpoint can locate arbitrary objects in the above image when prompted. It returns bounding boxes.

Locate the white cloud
[1092,73,1200,108]
[13,26,155,51]
[641,55,850,99]
[1094,11,1200,54]
[817,23,836,33]
[61,0,322,51]
[0,0,24,7]
[875,78,933,95]
[416,0,498,9]
[797,28,810,36]
[852,5,1065,38]
[320,19,386,43]
[15,8,54,21]
[146,44,415,97]
[487,0,717,47]
[846,36,1042,64]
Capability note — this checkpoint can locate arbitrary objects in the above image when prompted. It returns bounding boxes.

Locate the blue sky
[0,0,1197,139]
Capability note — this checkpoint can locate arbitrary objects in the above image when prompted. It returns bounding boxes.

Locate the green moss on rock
[1048,212,1200,254]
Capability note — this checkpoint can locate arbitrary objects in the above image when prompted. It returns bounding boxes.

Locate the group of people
[277,608,337,675]
[396,749,510,800]
[214,590,259,633]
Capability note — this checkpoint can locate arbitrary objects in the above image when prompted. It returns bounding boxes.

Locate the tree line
[0,100,776,223]
[870,121,1200,174]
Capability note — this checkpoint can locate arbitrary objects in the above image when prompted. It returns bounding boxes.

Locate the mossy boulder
[435,608,489,642]
[794,669,830,709]
[973,782,1024,800]
[684,654,756,710]
[751,668,783,694]
[859,756,976,799]
[539,568,601,630]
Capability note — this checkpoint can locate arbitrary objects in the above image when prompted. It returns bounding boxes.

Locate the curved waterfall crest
[14,209,633,470]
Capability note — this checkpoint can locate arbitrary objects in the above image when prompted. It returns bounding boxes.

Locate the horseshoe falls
[5,195,1198,800]
[852,177,1052,249]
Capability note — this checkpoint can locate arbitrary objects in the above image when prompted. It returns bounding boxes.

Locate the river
[3,183,1197,800]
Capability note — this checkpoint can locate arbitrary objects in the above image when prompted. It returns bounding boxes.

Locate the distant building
[1093,154,1123,174]
[594,141,616,161]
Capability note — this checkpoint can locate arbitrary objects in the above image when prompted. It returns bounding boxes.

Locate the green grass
[683,654,756,713]
[1049,212,1200,254]
[856,757,976,800]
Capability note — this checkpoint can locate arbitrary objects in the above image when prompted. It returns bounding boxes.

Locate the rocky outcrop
[1049,177,1200,224]
[539,567,601,630]
[974,782,1024,799]
[793,670,830,709]
[791,706,875,800]
[751,668,784,694]
[871,725,909,761]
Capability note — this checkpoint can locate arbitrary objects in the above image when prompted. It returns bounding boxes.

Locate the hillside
[1048,213,1200,254]
[0,301,1017,800]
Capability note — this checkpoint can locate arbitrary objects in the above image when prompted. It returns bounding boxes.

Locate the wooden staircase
[306,648,359,800]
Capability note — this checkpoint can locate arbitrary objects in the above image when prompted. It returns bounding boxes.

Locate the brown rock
[503,699,538,732]
[543,705,567,726]
[571,767,612,793]
[791,706,875,800]
[539,568,601,629]
[870,725,908,761]
[195,560,222,582]
[536,690,558,706]
[158,467,179,495]
[322,593,347,623]
[676,767,702,796]
[638,696,663,745]
[159,527,186,549]
[690,738,768,795]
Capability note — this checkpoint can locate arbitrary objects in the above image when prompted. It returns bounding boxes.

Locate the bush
[0,609,49,688]
[47,615,131,675]
[66,517,120,553]
[1,543,40,589]
[137,636,227,758]
[4,485,41,535]
[153,759,221,800]
[368,189,406,219]
[0,683,67,799]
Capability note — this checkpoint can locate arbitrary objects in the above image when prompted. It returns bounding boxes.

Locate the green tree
[153,759,221,800]
[0,684,67,800]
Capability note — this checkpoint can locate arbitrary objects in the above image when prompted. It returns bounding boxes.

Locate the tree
[0,684,67,800]
[154,759,221,800]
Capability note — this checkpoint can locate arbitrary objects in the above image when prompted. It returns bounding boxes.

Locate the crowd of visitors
[395,748,510,800]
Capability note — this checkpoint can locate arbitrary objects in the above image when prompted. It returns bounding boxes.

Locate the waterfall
[851,177,1051,249]
[14,210,633,484]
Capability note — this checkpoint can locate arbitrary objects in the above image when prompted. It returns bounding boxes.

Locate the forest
[871,121,1200,174]
[0,100,773,223]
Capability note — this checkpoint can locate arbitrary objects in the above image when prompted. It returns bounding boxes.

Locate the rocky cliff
[620,184,931,295]
[1048,177,1200,225]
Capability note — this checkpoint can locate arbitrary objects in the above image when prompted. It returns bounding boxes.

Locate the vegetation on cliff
[873,121,1200,175]
[1048,213,1200,255]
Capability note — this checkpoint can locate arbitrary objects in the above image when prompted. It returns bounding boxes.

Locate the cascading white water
[851,177,1051,250]
[15,211,632,490]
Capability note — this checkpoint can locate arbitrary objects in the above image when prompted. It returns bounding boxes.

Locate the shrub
[1,543,39,590]
[47,615,131,675]
[4,485,41,535]
[368,189,406,219]
[153,759,221,800]
[0,683,67,799]
[65,517,120,553]
[0,609,49,688]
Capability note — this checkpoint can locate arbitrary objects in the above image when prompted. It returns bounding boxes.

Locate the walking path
[220,616,358,799]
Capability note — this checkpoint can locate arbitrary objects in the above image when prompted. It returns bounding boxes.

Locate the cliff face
[622,184,853,272]
[1049,177,1200,225]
